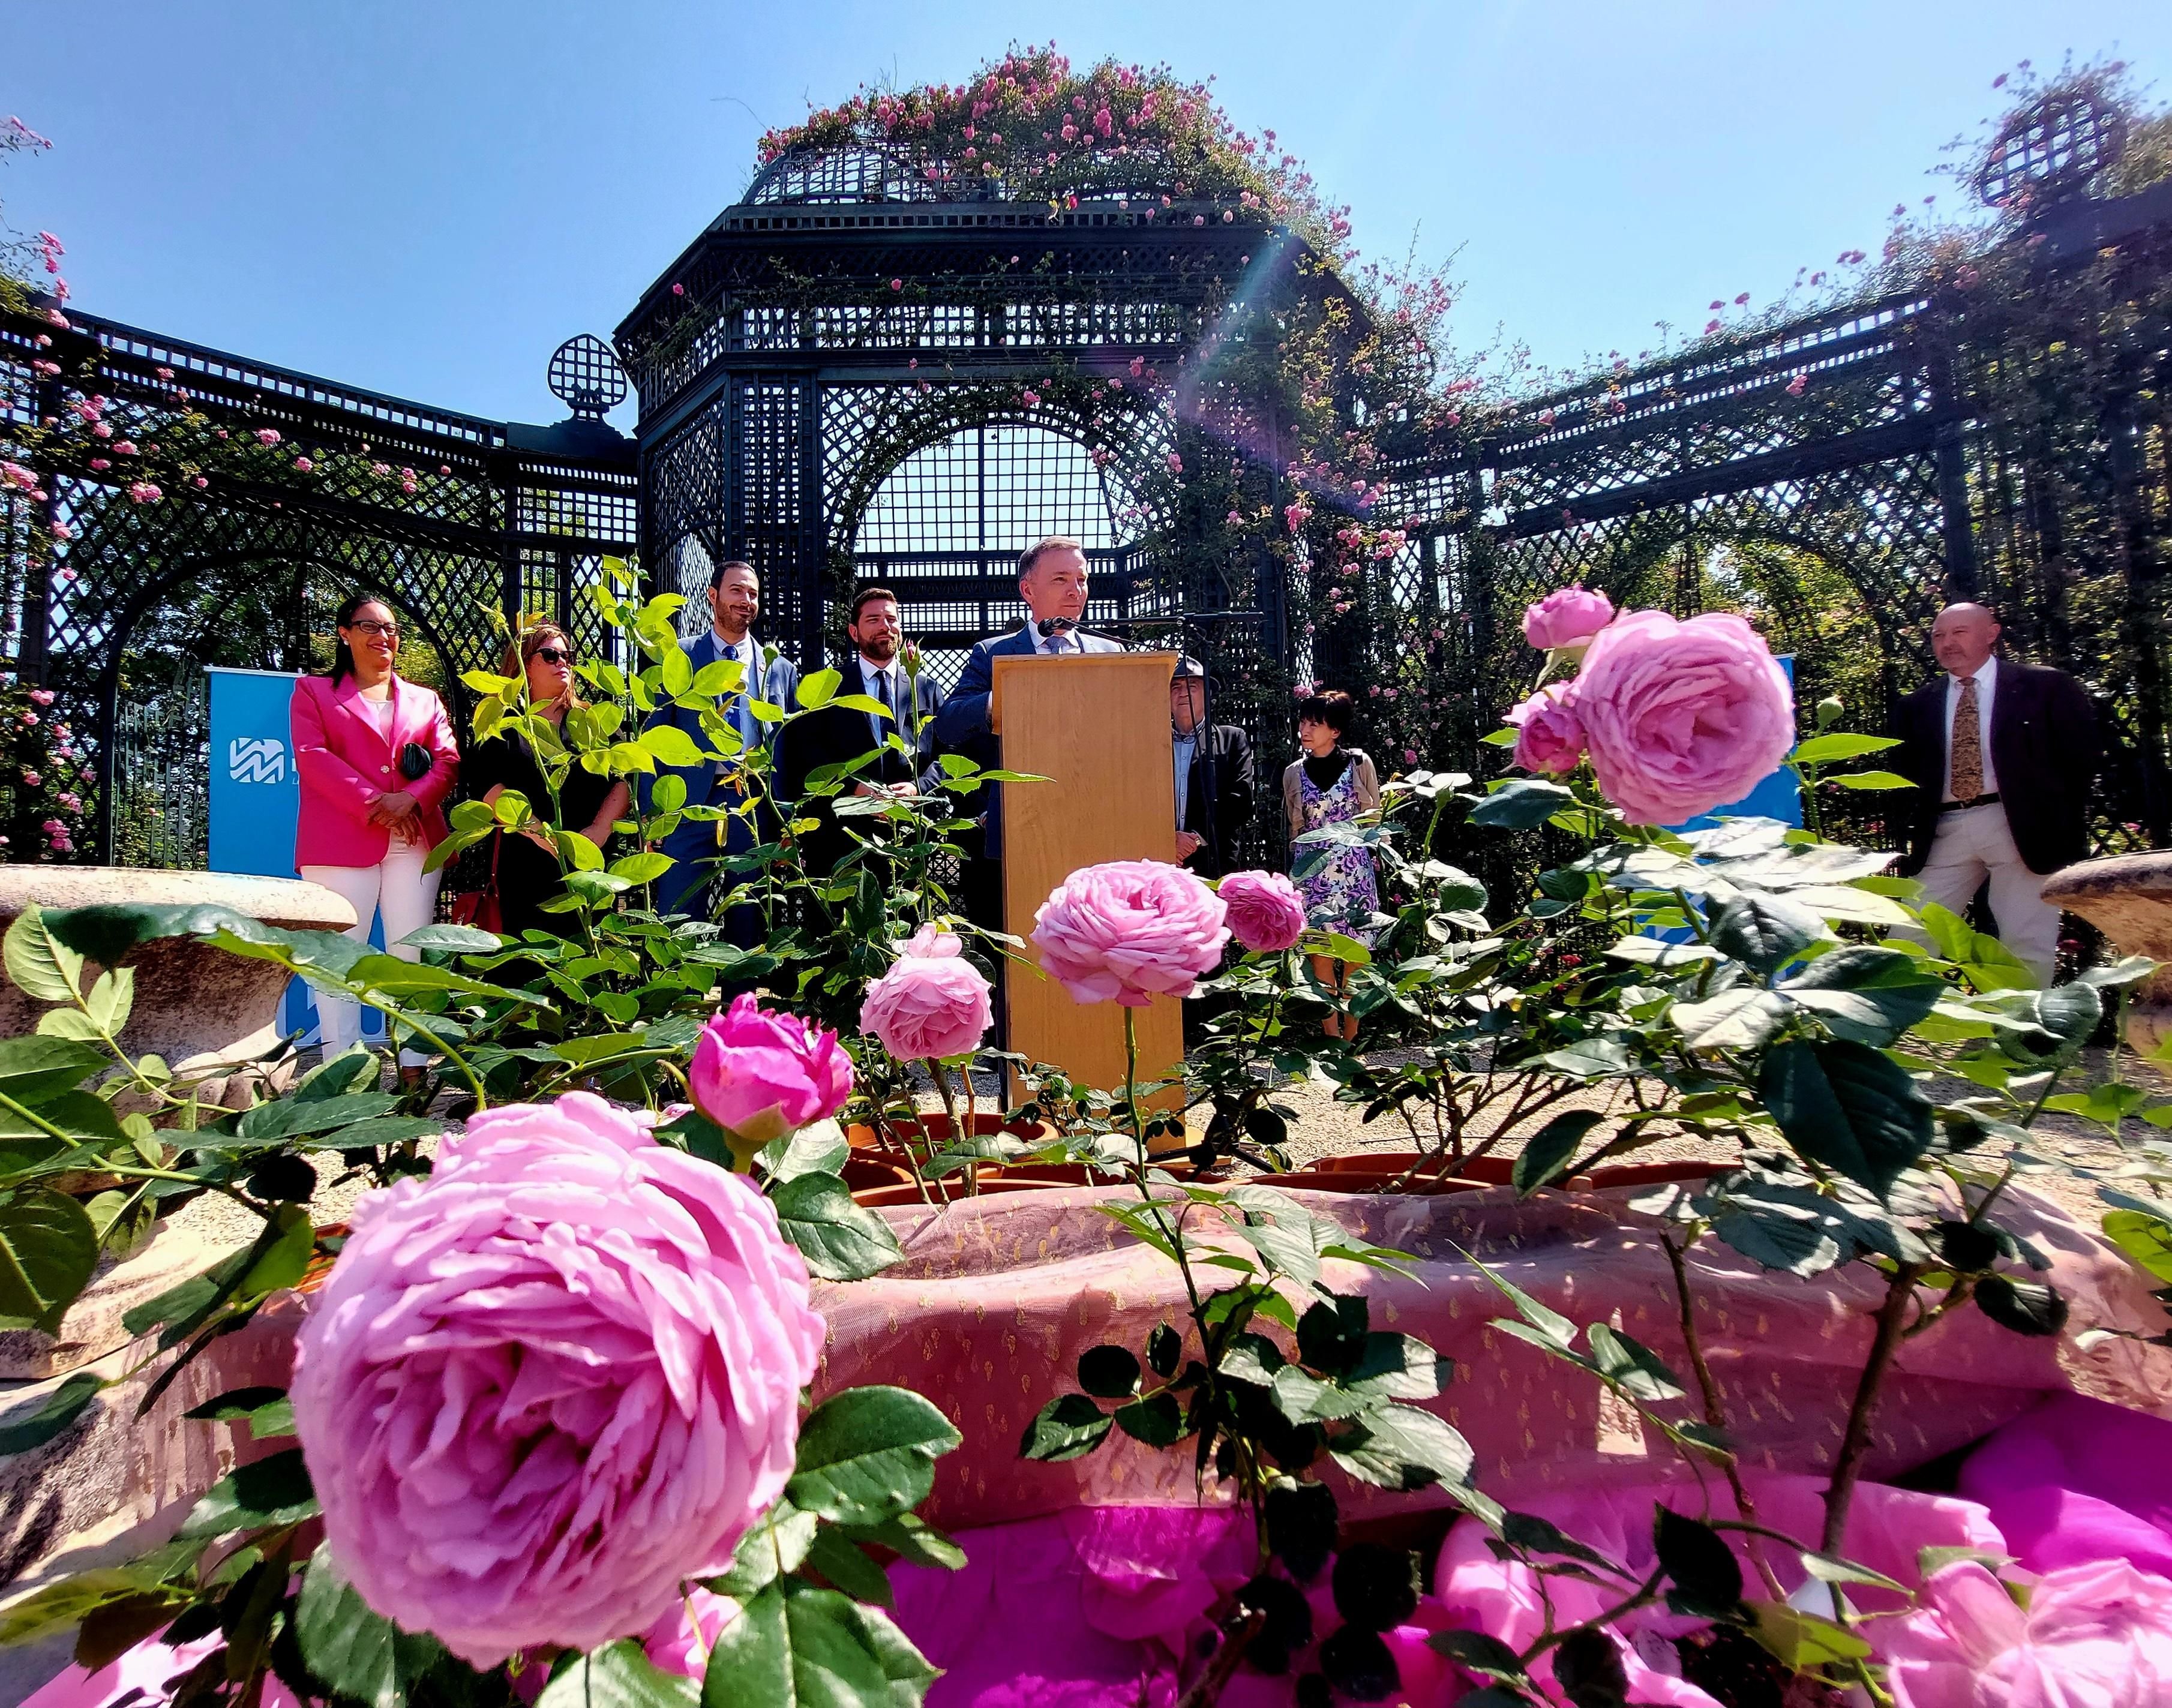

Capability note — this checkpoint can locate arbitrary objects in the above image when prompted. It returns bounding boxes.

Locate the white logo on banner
[228,737,287,785]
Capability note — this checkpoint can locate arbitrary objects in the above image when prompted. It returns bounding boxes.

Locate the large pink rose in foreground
[290,1092,824,1667]
[689,993,853,1151]
[1507,682,1585,776]
[1032,860,1230,1007]
[1522,585,1615,650]
[1571,608,1795,824]
[861,923,994,1061]
[1880,1558,2172,1707]
[1219,870,1307,954]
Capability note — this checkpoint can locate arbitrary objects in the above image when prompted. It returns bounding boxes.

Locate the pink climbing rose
[1571,608,1795,825]
[689,992,853,1159]
[860,923,994,1061]
[1218,870,1307,954]
[1032,859,1229,1007]
[1521,585,1615,651]
[289,1092,823,1667]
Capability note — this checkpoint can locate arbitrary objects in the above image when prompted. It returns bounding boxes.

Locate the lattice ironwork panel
[2,307,637,867]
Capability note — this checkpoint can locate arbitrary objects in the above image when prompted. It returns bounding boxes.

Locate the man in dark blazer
[774,586,940,885]
[934,536,1123,930]
[1892,602,2099,984]
[646,558,798,942]
[1170,655,1255,879]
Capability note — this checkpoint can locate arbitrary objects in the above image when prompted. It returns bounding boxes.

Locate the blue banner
[206,667,302,878]
[205,668,383,1043]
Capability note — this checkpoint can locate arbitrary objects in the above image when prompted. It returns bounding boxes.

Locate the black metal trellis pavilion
[613,145,1297,701]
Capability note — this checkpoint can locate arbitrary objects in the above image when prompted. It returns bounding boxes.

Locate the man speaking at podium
[935,536,1123,930]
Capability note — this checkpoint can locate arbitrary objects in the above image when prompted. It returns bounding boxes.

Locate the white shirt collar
[1946,653,1997,695]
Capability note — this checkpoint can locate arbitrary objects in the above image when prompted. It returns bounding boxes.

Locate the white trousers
[1907,803,2062,986]
[299,845,443,1066]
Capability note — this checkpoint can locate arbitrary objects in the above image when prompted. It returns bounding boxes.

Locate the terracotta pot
[1274,1153,1721,1195]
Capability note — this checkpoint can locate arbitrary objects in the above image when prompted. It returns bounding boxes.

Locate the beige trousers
[1906,802,2061,985]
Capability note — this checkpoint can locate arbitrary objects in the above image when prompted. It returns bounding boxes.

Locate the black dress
[466,729,616,940]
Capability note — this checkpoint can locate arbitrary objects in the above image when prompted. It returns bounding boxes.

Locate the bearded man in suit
[934,536,1123,930]
[775,585,940,885]
[1892,602,2099,985]
[647,557,799,942]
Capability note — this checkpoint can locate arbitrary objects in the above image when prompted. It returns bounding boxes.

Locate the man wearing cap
[1892,602,2099,985]
[1171,655,1254,879]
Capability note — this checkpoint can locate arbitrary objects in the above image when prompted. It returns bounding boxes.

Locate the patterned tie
[1951,674,1984,802]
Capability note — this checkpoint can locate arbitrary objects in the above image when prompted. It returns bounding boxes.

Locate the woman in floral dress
[1281,690,1381,1041]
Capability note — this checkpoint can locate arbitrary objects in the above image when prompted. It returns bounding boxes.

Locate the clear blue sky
[8,1,2168,430]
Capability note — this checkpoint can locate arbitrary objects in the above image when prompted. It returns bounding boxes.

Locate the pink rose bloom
[290,1092,823,1667]
[1572,608,1795,825]
[689,992,853,1150]
[860,925,994,1061]
[1522,585,1615,650]
[1218,870,1306,953]
[1506,682,1585,776]
[1881,1559,2172,1707]
[642,1585,737,1679]
[1032,860,1229,1007]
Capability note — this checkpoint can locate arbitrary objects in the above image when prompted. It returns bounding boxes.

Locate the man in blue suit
[934,536,1123,932]
[649,557,799,944]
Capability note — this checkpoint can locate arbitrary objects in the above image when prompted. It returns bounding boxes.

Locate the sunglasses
[532,646,572,665]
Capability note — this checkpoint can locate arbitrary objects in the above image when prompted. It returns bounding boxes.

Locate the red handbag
[449,832,504,935]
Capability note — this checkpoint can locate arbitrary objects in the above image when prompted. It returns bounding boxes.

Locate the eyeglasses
[532,647,571,665]
[348,620,398,640]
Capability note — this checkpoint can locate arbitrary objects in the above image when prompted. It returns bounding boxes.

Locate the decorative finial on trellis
[546,334,629,419]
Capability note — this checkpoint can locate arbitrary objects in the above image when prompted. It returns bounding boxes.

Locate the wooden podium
[992,651,1184,1100]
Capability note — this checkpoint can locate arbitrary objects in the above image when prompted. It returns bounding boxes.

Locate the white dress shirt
[860,658,902,737]
[1036,625,1078,655]
[1940,653,1999,802]
[714,633,761,751]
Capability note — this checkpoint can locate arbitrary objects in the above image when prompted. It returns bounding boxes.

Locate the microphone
[1035,617,1077,639]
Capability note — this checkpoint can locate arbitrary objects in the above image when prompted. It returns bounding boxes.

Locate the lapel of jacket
[331,674,393,757]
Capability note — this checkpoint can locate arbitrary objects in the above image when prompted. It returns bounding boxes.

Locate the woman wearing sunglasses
[290,593,460,1077]
[467,623,631,939]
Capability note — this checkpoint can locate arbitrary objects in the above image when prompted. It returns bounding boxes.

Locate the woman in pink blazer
[290,595,460,1076]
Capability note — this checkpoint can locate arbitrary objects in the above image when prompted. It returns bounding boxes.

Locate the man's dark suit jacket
[774,663,940,882]
[1893,657,2100,877]
[932,625,1123,857]
[1180,722,1256,879]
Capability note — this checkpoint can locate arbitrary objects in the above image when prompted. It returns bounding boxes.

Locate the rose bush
[290,1091,824,1665]
[1031,858,1230,1007]
[1218,869,1307,954]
